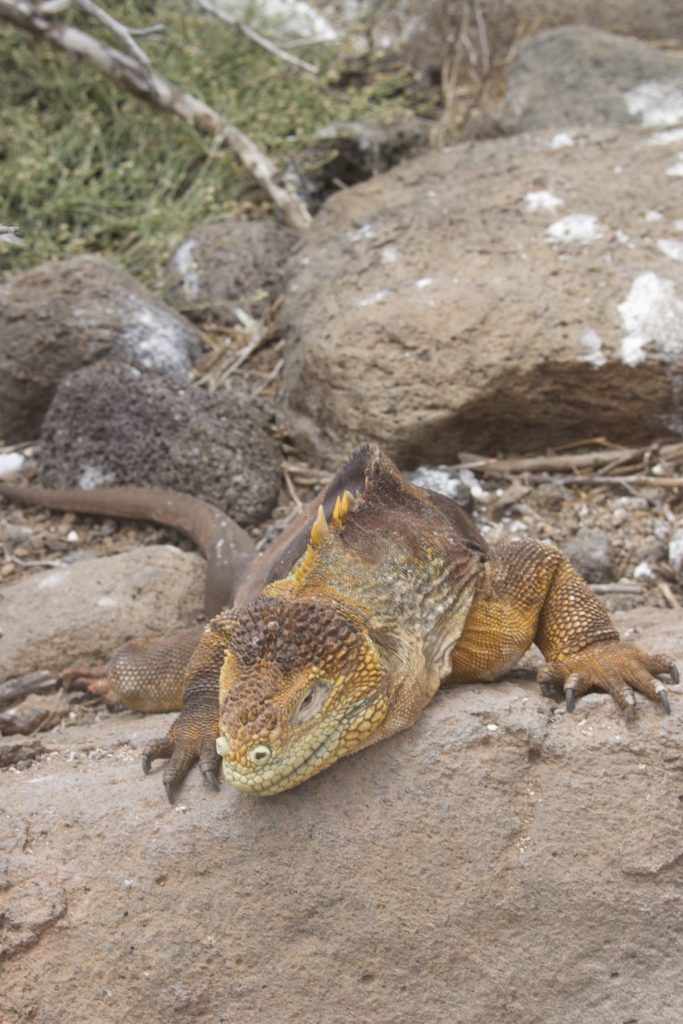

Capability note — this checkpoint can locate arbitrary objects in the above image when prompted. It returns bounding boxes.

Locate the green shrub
[0,1,425,283]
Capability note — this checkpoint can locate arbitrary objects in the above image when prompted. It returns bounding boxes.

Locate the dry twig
[196,0,318,74]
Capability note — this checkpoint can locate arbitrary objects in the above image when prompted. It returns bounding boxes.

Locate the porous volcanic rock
[0,545,204,683]
[164,219,299,324]
[0,256,201,443]
[1,606,682,1024]
[38,361,281,525]
[495,26,683,134]
[279,126,683,467]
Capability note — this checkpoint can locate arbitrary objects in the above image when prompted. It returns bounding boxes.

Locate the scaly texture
[0,446,677,799]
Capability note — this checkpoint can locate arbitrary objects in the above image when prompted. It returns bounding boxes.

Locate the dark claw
[164,779,176,804]
[659,689,672,715]
[201,768,220,792]
[141,754,151,775]
[565,687,576,713]
[540,679,552,698]
[624,704,636,723]
[670,663,680,686]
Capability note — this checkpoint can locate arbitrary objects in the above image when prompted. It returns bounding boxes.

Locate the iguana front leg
[141,623,226,801]
[451,539,678,716]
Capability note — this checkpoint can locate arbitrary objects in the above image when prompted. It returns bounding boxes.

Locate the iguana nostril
[248,742,272,765]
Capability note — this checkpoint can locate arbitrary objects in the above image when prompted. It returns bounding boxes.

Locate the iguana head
[213,594,387,795]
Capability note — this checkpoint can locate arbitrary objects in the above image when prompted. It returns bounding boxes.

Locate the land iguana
[0,445,677,799]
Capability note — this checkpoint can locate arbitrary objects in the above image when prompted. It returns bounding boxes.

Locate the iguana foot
[60,663,117,704]
[538,641,678,718]
[142,720,220,803]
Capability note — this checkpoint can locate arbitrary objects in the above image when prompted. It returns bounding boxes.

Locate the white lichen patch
[644,210,664,222]
[578,329,607,368]
[648,126,683,146]
[546,214,604,244]
[634,559,656,582]
[658,238,683,262]
[524,190,564,213]
[78,465,115,489]
[408,467,461,497]
[170,239,200,301]
[380,245,398,264]
[356,289,390,308]
[0,451,25,477]
[550,132,574,149]
[347,224,376,243]
[618,272,683,367]
[120,303,194,377]
[675,220,683,232]
[624,81,683,128]
[415,278,433,289]
[666,156,683,177]
[37,572,64,590]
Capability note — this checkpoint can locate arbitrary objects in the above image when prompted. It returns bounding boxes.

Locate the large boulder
[495,26,683,134]
[1,605,681,1022]
[38,360,281,524]
[279,125,683,467]
[0,256,201,443]
[164,219,299,324]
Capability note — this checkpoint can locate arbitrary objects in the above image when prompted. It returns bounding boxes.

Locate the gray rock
[0,256,201,443]
[532,481,572,512]
[0,546,204,683]
[164,219,298,325]
[497,26,683,134]
[1,605,681,1023]
[38,360,281,525]
[565,527,615,583]
[279,127,683,467]
[667,525,683,581]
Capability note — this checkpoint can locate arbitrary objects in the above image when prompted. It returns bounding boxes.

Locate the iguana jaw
[218,687,390,796]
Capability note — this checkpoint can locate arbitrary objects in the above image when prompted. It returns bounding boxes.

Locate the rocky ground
[2,7,683,1024]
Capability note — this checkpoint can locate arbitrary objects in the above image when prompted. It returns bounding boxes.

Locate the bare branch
[0,0,312,231]
[75,0,154,68]
[196,0,318,74]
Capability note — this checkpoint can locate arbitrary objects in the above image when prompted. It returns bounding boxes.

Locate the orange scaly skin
[1,446,677,800]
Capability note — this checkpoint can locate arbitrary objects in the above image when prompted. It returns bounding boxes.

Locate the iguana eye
[292,680,330,725]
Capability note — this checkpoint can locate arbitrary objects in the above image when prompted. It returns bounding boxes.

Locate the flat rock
[495,26,683,134]
[38,360,281,524]
[0,255,202,443]
[280,125,683,467]
[1,606,682,1023]
[0,546,204,683]
[164,219,298,324]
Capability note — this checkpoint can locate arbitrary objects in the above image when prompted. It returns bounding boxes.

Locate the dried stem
[196,0,318,75]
